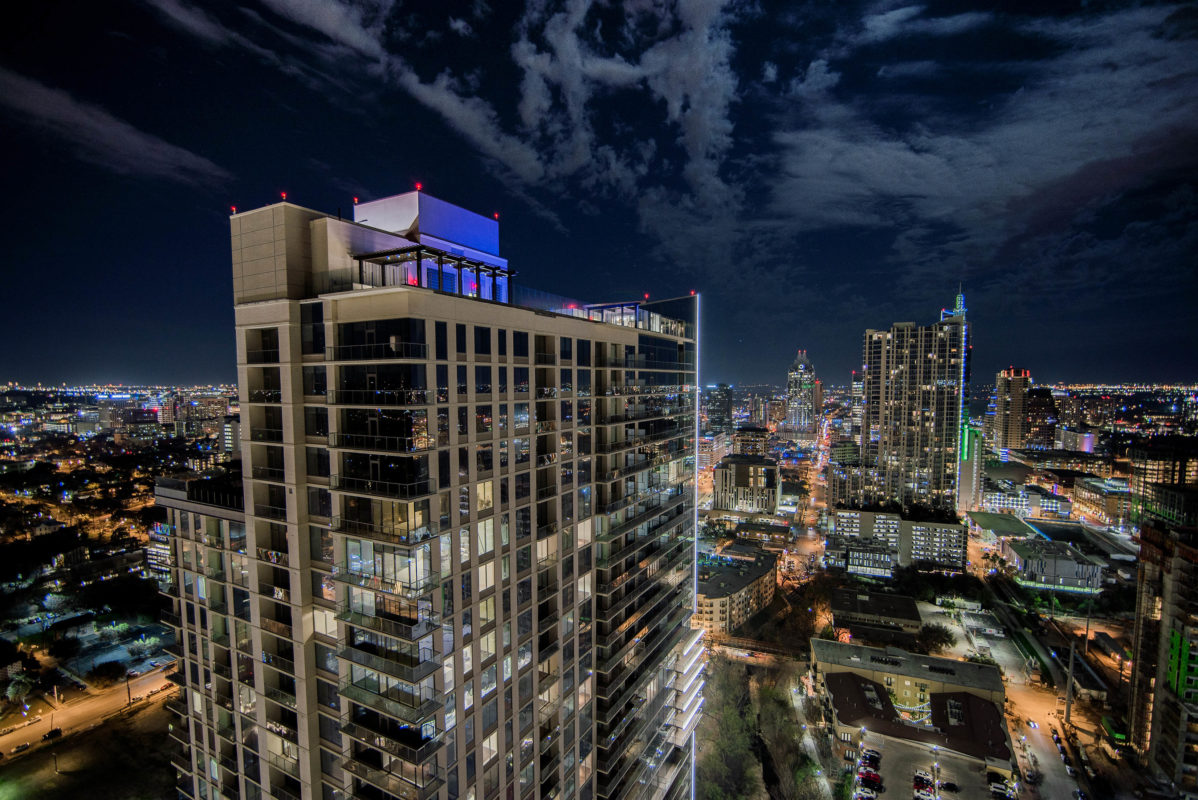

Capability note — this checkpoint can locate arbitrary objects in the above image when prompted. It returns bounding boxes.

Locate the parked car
[914,769,933,781]
[941,782,960,793]
[1027,718,1039,729]
[1065,766,1078,777]
[858,769,882,783]
[42,728,62,741]
[11,743,30,754]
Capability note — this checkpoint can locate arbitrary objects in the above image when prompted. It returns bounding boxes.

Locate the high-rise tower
[785,350,819,434]
[161,190,703,800]
[855,293,970,511]
[990,368,1030,456]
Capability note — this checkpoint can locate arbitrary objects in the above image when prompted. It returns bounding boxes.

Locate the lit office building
[162,190,703,800]
[1025,387,1057,450]
[785,350,820,434]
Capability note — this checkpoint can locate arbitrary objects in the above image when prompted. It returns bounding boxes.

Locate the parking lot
[856,736,999,800]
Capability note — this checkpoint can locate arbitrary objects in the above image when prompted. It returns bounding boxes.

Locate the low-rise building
[830,589,922,645]
[693,543,777,637]
[1008,448,1113,477]
[1000,537,1105,593]
[981,479,1073,518]
[732,425,769,457]
[811,639,1013,774]
[1071,476,1131,528]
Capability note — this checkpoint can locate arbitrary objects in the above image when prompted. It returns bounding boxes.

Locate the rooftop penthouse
[231,190,695,339]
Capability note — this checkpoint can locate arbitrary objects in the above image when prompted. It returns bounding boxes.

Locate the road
[0,670,173,756]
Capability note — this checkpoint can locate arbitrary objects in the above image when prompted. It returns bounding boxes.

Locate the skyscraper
[989,368,1030,456]
[162,190,703,800]
[785,349,819,434]
[1024,387,1058,450]
[855,293,970,511]
[1129,520,1198,791]
[705,383,733,436]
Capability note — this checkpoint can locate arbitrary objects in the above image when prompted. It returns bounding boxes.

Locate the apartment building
[1129,521,1198,797]
[163,190,703,800]
[826,509,967,574]
[712,454,778,515]
[693,544,777,638]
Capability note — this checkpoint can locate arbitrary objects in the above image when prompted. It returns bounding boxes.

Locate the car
[914,778,933,790]
[1074,791,1089,800]
[41,728,62,741]
[855,791,877,800]
[1027,718,1039,729]
[941,782,960,793]
[11,743,30,754]
[1062,754,1072,766]
[858,769,882,783]
[126,670,141,678]
[914,770,933,781]
[1052,732,1061,743]
[914,792,935,800]
[131,695,144,703]
[859,778,883,792]
[1065,766,1078,777]
[862,747,881,757]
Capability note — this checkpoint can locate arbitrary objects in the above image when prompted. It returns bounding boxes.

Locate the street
[0,670,173,757]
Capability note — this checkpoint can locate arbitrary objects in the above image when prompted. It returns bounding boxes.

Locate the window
[513,331,529,358]
[457,365,468,397]
[456,323,467,354]
[479,561,495,593]
[560,337,572,360]
[482,731,498,764]
[475,327,491,355]
[498,330,507,357]
[513,367,529,394]
[476,366,492,394]
[477,517,495,554]
[436,321,448,360]
[304,406,328,437]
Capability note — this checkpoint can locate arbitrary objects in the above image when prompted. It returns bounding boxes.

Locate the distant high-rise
[856,293,970,511]
[990,368,1030,455]
[1025,387,1058,450]
[162,189,703,800]
[785,350,820,433]
[706,382,734,435]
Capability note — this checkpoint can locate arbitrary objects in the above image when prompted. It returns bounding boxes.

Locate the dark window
[576,339,590,366]
[560,337,572,360]
[456,324,467,354]
[457,366,468,397]
[498,330,507,357]
[437,364,450,403]
[513,331,528,358]
[476,366,492,394]
[436,321,448,360]
[306,446,330,477]
[475,327,491,356]
[302,366,326,396]
[305,407,328,437]
[301,303,324,355]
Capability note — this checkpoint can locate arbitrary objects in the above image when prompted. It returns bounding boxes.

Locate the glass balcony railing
[330,565,440,599]
[330,475,432,500]
[327,342,428,361]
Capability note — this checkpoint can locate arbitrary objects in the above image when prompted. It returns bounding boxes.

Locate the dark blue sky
[1,1,1196,387]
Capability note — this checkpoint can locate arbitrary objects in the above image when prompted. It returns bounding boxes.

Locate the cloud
[854,5,991,45]
[787,59,840,98]
[876,60,938,79]
[448,17,473,36]
[0,67,231,186]
[762,61,777,83]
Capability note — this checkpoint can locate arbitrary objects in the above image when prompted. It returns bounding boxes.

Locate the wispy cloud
[0,67,230,186]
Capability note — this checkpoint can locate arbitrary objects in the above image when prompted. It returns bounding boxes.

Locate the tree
[6,676,33,704]
[86,660,126,686]
[915,623,957,654]
[698,659,762,800]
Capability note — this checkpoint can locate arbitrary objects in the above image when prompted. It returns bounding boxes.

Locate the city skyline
[2,2,1196,386]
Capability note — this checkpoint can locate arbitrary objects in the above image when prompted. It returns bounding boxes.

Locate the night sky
[1,1,1196,387]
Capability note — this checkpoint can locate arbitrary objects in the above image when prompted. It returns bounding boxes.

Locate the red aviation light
[281,192,287,200]
[415,182,423,191]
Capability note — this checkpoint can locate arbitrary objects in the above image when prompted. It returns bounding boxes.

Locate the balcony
[331,565,440,599]
[260,618,294,638]
[342,756,443,800]
[331,475,432,501]
[332,516,435,547]
[265,751,299,778]
[257,547,290,567]
[254,504,287,521]
[265,685,298,710]
[252,466,286,482]
[251,428,284,443]
[339,644,439,683]
[246,348,280,364]
[336,603,440,641]
[327,388,430,406]
[261,581,292,603]
[340,714,444,764]
[248,389,282,404]
[535,352,556,365]
[327,342,428,361]
[167,670,186,687]
[261,651,296,673]
[339,676,442,725]
[171,749,193,771]
[329,432,431,454]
